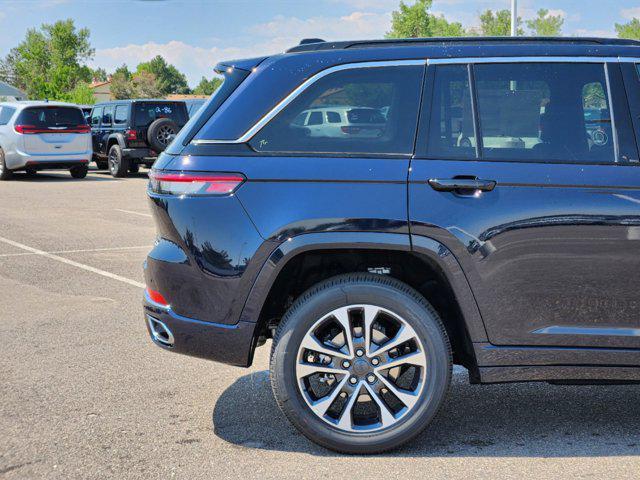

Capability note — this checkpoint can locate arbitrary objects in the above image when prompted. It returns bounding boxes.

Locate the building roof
[0,80,25,98]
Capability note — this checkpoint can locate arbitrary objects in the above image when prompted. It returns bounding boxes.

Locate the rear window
[250,65,424,155]
[133,102,187,127]
[17,106,85,127]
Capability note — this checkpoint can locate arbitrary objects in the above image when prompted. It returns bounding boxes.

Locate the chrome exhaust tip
[147,315,175,347]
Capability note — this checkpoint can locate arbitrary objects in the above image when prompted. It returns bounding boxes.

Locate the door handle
[428,177,496,193]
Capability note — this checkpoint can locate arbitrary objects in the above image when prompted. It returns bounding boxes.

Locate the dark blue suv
[143,37,640,453]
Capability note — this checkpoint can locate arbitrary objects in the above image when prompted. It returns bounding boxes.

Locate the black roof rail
[299,38,326,45]
[286,36,640,53]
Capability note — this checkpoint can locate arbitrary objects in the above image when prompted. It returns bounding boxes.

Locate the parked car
[0,101,91,180]
[142,37,640,454]
[184,98,206,118]
[89,99,188,177]
[292,106,387,138]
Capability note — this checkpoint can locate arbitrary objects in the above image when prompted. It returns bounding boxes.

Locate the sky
[0,0,638,87]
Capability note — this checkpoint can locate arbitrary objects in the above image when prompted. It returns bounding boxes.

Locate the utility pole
[511,0,517,36]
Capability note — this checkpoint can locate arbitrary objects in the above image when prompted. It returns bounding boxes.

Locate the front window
[250,65,424,155]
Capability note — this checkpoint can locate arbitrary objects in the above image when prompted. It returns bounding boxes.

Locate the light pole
[511,0,517,36]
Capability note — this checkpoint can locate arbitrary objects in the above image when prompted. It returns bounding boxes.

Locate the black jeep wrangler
[89,100,188,177]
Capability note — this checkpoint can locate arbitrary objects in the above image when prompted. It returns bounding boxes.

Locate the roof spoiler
[214,56,268,74]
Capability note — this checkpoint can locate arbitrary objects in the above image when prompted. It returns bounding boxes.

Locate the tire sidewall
[0,147,12,180]
[147,118,177,152]
[108,145,128,177]
[271,277,451,453]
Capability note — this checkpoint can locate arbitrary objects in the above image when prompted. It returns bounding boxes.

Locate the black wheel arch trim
[107,133,127,151]
[239,231,488,355]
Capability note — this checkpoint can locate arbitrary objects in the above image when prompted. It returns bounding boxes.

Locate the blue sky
[0,0,638,87]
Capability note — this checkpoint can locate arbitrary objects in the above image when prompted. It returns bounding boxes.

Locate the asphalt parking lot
[1,168,640,479]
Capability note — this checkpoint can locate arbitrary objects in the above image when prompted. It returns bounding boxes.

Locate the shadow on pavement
[10,171,118,182]
[212,367,640,457]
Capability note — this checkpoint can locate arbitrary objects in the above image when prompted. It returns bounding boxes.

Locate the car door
[410,59,640,349]
[100,104,114,154]
[90,106,102,153]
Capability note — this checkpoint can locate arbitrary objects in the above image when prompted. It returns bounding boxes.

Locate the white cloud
[621,7,640,20]
[572,28,616,37]
[92,11,391,86]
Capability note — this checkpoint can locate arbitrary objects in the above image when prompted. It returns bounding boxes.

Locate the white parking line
[0,245,151,258]
[0,236,145,288]
[116,209,152,218]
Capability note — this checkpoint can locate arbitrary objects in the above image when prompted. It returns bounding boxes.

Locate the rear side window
[326,111,341,123]
[0,106,16,125]
[114,105,128,125]
[90,107,102,126]
[102,106,114,126]
[17,106,85,127]
[133,102,187,127]
[474,63,614,163]
[307,111,323,125]
[427,65,476,159]
[250,65,424,155]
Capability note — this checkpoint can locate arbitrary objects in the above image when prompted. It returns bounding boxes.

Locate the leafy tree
[132,71,162,98]
[110,65,134,99]
[616,18,640,40]
[2,19,94,100]
[91,67,108,82]
[386,0,465,38]
[478,9,523,36]
[64,82,96,104]
[136,55,189,95]
[526,9,563,36]
[193,76,223,96]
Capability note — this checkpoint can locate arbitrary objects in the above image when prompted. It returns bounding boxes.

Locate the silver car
[0,101,92,180]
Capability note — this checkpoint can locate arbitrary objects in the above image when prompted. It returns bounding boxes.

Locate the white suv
[291,106,387,139]
[0,101,92,180]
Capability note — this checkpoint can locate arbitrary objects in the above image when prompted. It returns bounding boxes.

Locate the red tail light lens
[15,124,90,134]
[341,126,361,134]
[125,129,137,140]
[148,171,245,196]
[146,287,169,306]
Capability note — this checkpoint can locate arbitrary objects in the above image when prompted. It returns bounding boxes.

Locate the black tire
[270,273,452,454]
[108,144,129,178]
[129,164,139,174]
[0,147,12,180]
[147,118,177,152]
[25,167,37,177]
[70,165,88,179]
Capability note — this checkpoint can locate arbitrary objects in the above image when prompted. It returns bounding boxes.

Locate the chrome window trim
[603,62,620,163]
[428,56,621,65]
[191,59,426,145]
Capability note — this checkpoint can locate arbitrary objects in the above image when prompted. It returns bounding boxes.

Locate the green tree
[615,18,640,40]
[2,19,94,100]
[526,9,564,36]
[110,65,134,99]
[386,0,465,38]
[64,82,96,104]
[132,71,162,98]
[478,9,523,36]
[193,76,223,96]
[91,67,108,82]
[136,55,189,95]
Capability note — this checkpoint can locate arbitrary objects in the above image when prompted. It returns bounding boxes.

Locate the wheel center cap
[352,359,370,376]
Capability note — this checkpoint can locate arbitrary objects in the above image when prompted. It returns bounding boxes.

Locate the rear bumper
[8,150,91,170]
[143,290,258,367]
[123,148,156,162]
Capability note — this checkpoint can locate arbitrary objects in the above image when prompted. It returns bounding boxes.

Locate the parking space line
[0,236,145,288]
[0,245,151,258]
[116,209,152,218]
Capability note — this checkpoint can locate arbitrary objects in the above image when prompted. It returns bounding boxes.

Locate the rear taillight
[146,287,169,306]
[125,129,137,140]
[148,171,245,196]
[341,126,361,134]
[14,124,90,134]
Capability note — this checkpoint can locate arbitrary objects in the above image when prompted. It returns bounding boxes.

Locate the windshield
[133,102,187,127]
[17,106,85,127]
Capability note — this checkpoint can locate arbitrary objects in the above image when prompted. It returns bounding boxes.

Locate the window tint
[102,106,114,126]
[114,105,128,125]
[326,111,341,123]
[90,107,102,126]
[133,102,187,127]
[17,107,85,127]
[0,106,16,125]
[307,111,323,125]
[250,65,424,155]
[427,65,476,159]
[475,63,614,163]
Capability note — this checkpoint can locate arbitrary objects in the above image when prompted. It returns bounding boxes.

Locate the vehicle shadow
[10,171,118,182]
[93,170,150,180]
[212,367,640,457]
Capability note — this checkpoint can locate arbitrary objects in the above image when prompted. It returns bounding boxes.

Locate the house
[90,80,112,102]
[0,81,26,101]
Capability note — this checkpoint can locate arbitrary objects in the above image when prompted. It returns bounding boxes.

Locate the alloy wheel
[295,304,427,433]
[156,125,175,146]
